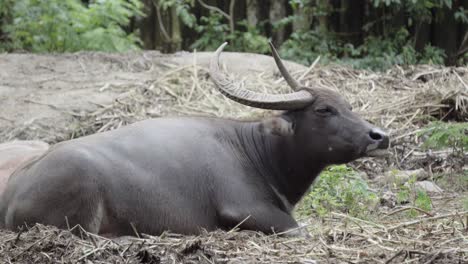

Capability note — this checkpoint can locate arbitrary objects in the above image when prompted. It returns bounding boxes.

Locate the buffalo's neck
[275,138,327,205]
[233,122,326,207]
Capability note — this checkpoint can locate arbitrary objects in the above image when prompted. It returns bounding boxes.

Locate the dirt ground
[0,51,466,263]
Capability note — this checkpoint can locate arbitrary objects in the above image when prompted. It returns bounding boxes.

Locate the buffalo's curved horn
[209,42,314,110]
[268,41,301,91]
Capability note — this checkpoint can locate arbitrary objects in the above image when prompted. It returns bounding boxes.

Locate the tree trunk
[455,1,468,64]
[414,21,430,53]
[292,6,311,32]
[135,0,156,49]
[338,0,364,46]
[269,0,287,44]
[432,5,459,65]
[154,3,169,52]
[246,0,259,26]
[317,0,330,33]
[170,6,182,52]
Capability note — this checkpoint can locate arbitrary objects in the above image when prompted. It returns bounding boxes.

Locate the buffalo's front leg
[218,205,308,237]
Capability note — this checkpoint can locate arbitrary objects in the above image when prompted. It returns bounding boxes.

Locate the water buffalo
[0,43,389,237]
[0,141,49,197]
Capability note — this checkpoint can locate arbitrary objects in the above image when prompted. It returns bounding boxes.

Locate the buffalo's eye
[315,107,334,115]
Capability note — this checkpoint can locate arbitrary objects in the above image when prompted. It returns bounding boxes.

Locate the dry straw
[67,61,468,143]
[1,208,466,263]
[0,57,467,263]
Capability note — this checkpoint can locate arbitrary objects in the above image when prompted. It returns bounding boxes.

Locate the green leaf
[3,0,143,52]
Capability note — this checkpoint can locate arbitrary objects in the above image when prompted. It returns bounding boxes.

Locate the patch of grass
[463,196,468,211]
[434,170,468,192]
[295,165,378,218]
[395,175,433,217]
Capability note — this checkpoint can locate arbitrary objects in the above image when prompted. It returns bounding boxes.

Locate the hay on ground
[1,206,466,263]
[0,55,467,263]
[68,63,468,141]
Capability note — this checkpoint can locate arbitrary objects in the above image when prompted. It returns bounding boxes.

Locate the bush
[279,29,340,66]
[419,121,468,157]
[191,12,269,54]
[276,21,446,70]
[295,165,378,218]
[2,0,144,52]
[341,29,446,70]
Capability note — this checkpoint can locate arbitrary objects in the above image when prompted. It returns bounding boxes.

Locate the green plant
[370,0,454,25]
[455,7,468,24]
[395,175,433,217]
[190,12,228,51]
[275,1,451,70]
[420,45,447,64]
[296,165,378,218]
[341,29,446,70]
[279,29,341,66]
[3,0,144,52]
[191,12,269,54]
[0,0,14,25]
[157,0,196,28]
[419,121,468,156]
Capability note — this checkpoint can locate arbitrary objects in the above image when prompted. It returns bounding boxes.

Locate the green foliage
[0,0,14,20]
[190,12,228,51]
[156,0,196,28]
[277,26,446,70]
[420,45,447,64]
[2,0,143,52]
[289,0,330,16]
[454,7,468,24]
[371,0,454,24]
[296,165,378,218]
[414,190,432,213]
[279,30,340,65]
[396,186,410,204]
[0,0,464,69]
[275,1,450,70]
[341,29,446,70]
[419,121,468,156]
[278,1,339,65]
[395,175,433,218]
[348,0,460,69]
[191,12,269,54]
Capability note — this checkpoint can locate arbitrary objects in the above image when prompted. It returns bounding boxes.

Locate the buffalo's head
[209,42,389,164]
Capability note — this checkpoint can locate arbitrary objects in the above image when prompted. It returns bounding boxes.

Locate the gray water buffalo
[0,43,389,237]
[0,141,49,197]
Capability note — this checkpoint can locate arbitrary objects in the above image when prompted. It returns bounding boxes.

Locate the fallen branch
[388,211,468,232]
[386,206,434,217]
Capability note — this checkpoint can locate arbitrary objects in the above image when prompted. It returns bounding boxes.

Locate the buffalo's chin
[365,149,391,157]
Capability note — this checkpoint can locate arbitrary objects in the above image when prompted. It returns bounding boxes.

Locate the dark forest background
[0,0,467,70]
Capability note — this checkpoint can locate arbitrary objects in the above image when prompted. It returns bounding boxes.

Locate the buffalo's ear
[259,117,294,136]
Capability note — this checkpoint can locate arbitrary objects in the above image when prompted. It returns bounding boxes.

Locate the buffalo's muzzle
[365,128,390,156]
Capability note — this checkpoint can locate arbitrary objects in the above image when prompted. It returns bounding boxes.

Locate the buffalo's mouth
[357,127,390,158]
[365,148,391,157]
[364,139,391,157]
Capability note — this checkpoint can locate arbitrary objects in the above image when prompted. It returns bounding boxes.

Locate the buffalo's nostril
[368,128,390,149]
[366,128,390,152]
[369,129,384,141]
